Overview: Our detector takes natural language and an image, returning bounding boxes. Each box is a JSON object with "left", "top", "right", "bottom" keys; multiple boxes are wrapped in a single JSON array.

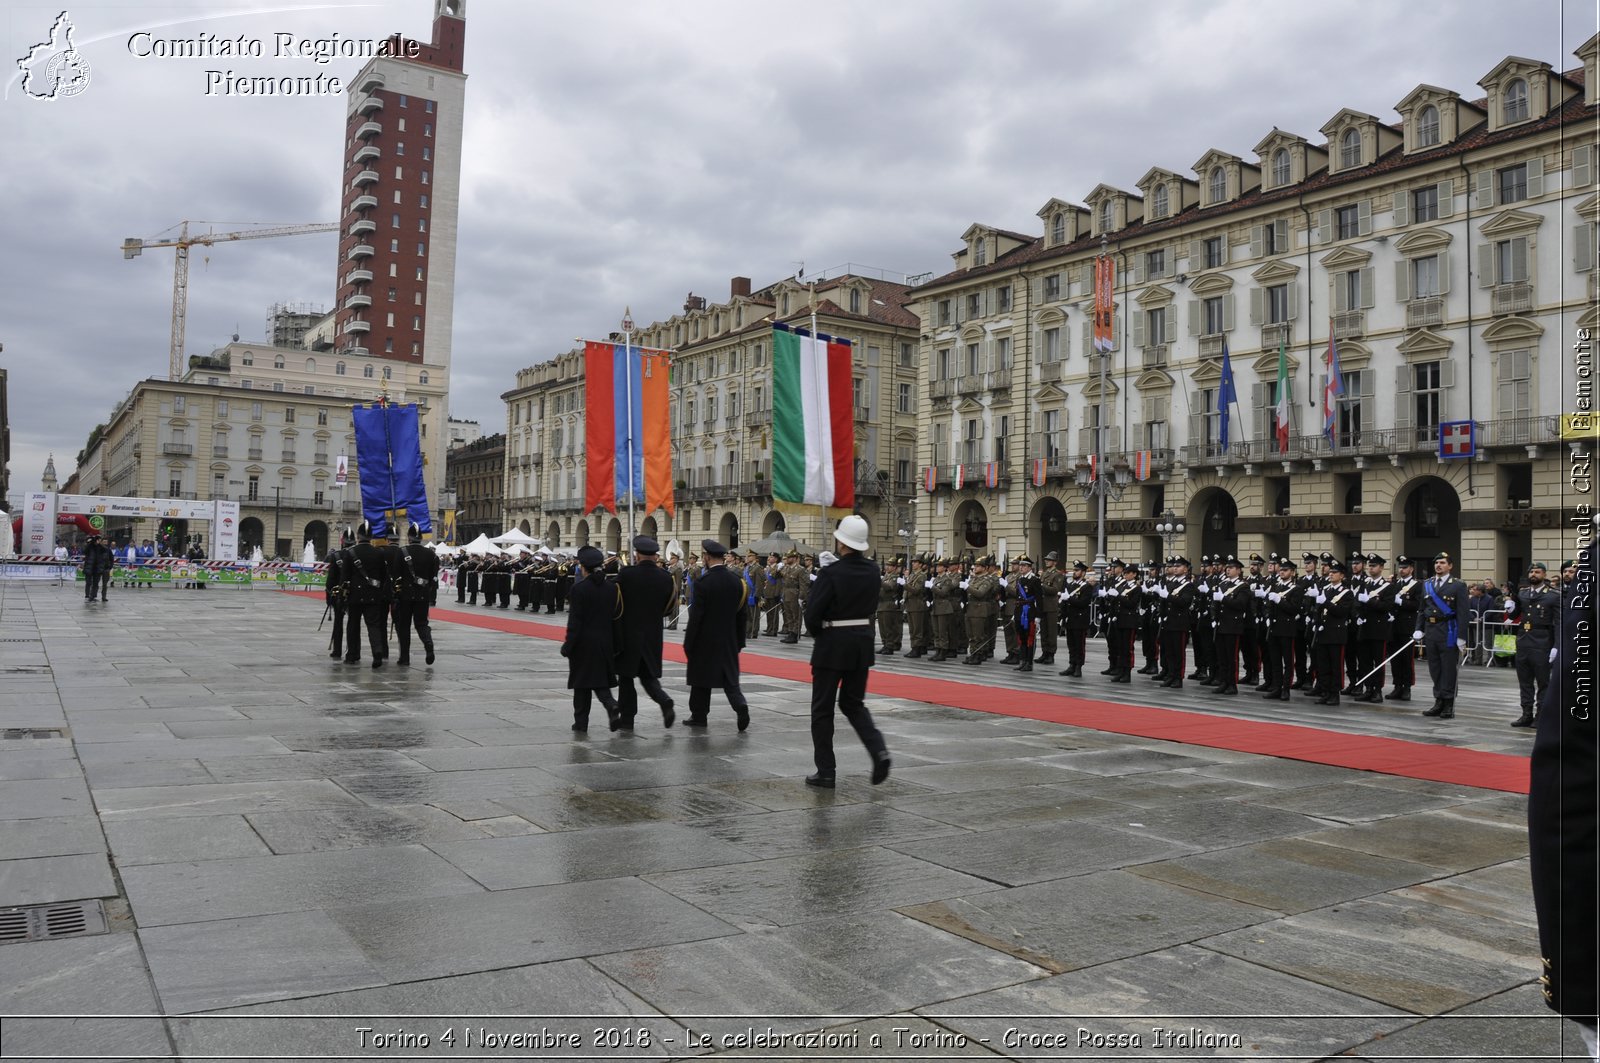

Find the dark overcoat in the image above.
[
  {"left": 615, "top": 560, "right": 673, "bottom": 679},
  {"left": 805, "top": 552, "right": 878, "bottom": 673},
  {"left": 684, "top": 563, "right": 745, "bottom": 687},
  {"left": 562, "top": 572, "right": 619, "bottom": 690}
]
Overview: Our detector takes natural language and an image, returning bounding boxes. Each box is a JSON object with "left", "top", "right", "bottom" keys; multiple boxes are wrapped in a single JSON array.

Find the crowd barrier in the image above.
[{"left": 0, "top": 558, "right": 328, "bottom": 589}]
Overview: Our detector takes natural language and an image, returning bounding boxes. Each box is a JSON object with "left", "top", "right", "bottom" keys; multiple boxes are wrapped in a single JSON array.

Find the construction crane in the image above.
[{"left": 122, "top": 220, "right": 338, "bottom": 381}]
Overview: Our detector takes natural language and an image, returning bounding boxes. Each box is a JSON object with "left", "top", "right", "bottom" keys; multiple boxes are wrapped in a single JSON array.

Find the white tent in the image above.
[
  {"left": 460, "top": 533, "right": 504, "bottom": 557},
  {"left": 492, "top": 528, "right": 540, "bottom": 547}
]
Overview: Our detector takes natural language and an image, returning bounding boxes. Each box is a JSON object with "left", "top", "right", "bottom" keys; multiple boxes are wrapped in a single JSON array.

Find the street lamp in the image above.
[
  {"left": 1079, "top": 233, "right": 1122, "bottom": 582},
  {"left": 272, "top": 485, "right": 282, "bottom": 560},
  {"left": 1156, "top": 508, "right": 1185, "bottom": 558}
]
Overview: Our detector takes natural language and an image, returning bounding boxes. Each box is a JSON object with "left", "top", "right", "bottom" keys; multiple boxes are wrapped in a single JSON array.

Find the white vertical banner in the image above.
[
  {"left": 335, "top": 455, "right": 349, "bottom": 486},
  {"left": 21, "top": 492, "right": 57, "bottom": 556},
  {"left": 212, "top": 499, "right": 241, "bottom": 561}
]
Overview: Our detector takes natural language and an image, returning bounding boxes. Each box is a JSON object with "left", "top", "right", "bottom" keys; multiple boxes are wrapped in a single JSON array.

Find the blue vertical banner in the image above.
[{"left": 351, "top": 402, "right": 431, "bottom": 538}]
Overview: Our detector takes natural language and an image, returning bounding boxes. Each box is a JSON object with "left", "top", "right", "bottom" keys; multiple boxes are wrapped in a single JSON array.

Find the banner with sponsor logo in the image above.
[
  {"left": 212, "top": 499, "right": 240, "bottom": 561},
  {"left": 0, "top": 562, "right": 76, "bottom": 581},
  {"left": 20, "top": 493, "right": 58, "bottom": 556}
]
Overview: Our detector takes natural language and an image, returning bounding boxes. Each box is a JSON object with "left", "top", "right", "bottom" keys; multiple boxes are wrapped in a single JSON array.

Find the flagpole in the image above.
[
  {"left": 809, "top": 280, "right": 829, "bottom": 548},
  {"left": 622, "top": 307, "right": 636, "bottom": 561}
]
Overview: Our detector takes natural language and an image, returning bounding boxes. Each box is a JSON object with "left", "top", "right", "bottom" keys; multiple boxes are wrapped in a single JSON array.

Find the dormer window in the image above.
[
  {"left": 974, "top": 238, "right": 987, "bottom": 266},
  {"left": 1504, "top": 78, "right": 1529, "bottom": 123},
  {"left": 1339, "top": 128, "right": 1361, "bottom": 170},
  {"left": 1271, "top": 149, "right": 1291, "bottom": 187},
  {"left": 1208, "top": 168, "right": 1225, "bottom": 204},
  {"left": 1051, "top": 213, "right": 1065, "bottom": 244},
  {"left": 1417, "top": 105, "right": 1440, "bottom": 147},
  {"left": 849, "top": 289, "right": 861, "bottom": 314},
  {"left": 1099, "top": 201, "right": 1113, "bottom": 232},
  {"left": 1151, "top": 185, "right": 1169, "bottom": 220}
]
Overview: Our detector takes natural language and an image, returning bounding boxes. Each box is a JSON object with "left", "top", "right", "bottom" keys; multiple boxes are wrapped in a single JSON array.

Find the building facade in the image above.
[
  {"left": 74, "top": 376, "right": 369, "bottom": 558},
  {"left": 501, "top": 274, "right": 922, "bottom": 556},
  {"left": 446, "top": 431, "right": 504, "bottom": 544},
  {"left": 907, "top": 44, "right": 1600, "bottom": 586},
  {"left": 332, "top": 0, "right": 467, "bottom": 512}
]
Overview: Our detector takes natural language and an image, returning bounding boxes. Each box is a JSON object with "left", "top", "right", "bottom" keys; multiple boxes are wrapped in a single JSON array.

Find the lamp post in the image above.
[
  {"left": 1156, "top": 508, "right": 1185, "bottom": 559},
  {"left": 272, "top": 485, "right": 282, "bottom": 560},
  {"left": 1079, "top": 233, "right": 1120, "bottom": 582}
]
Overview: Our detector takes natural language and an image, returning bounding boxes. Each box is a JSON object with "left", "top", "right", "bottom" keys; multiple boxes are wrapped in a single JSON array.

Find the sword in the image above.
[
  {"left": 319, "top": 601, "right": 331, "bottom": 631},
  {"left": 1355, "top": 638, "right": 1417, "bottom": 687}
]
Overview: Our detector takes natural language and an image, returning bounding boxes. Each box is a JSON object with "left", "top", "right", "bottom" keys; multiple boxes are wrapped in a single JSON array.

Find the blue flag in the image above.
[
  {"left": 351, "top": 402, "right": 431, "bottom": 538},
  {"left": 1217, "top": 337, "right": 1237, "bottom": 450}
]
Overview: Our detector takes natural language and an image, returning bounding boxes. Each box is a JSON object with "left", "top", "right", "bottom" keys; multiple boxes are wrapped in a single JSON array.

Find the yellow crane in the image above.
[{"left": 122, "top": 220, "right": 338, "bottom": 381}]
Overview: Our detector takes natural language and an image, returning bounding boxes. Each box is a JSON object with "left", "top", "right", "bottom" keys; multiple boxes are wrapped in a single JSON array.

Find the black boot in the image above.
[
  {"left": 1389, "top": 687, "right": 1410, "bottom": 701},
  {"left": 1423, "top": 700, "right": 1446, "bottom": 717},
  {"left": 1437, "top": 698, "right": 1455, "bottom": 720},
  {"left": 1017, "top": 658, "right": 1033, "bottom": 672},
  {"left": 1510, "top": 709, "right": 1535, "bottom": 728},
  {"left": 1037, "top": 654, "right": 1054, "bottom": 665}
]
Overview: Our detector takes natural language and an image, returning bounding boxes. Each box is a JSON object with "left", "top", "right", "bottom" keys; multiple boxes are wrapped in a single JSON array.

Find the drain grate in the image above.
[
  {"left": 0, "top": 900, "right": 108, "bottom": 945},
  {"left": 3, "top": 728, "right": 66, "bottom": 740}
]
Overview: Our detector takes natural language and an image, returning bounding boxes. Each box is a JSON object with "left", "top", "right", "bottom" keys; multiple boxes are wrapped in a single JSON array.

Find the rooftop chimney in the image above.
[{"left": 730, "top": 276, "right": 751, "bottom": 299}]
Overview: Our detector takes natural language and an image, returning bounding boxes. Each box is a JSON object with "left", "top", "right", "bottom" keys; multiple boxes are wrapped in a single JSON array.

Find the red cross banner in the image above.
[{"left": 1439, "top": 420, "right": 1475, "bottom": 460}]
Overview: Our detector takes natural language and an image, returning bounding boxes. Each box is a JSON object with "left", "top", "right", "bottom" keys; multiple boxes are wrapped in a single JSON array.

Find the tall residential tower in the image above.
[{"left": 333, "top": 0, "right": 467, "bottom": 514}]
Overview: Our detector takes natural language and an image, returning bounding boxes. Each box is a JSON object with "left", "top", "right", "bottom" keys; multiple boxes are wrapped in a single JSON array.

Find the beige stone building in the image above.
[
  {"left": 502, "top": 275, "right": 922, "bottom": 556},
  {"left": 907, "top": 43, "right": 1600, "bottom": 585}
]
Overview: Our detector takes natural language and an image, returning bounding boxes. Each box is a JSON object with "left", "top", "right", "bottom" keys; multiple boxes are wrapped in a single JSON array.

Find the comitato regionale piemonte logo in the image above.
[{"left": 16, "top": 10, "right": 91, "bottom": 100}]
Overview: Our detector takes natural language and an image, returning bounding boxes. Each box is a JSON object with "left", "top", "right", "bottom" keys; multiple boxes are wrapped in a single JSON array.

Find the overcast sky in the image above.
[{"left": 2, "top": 0, "right": 1595, "bottom": 505}]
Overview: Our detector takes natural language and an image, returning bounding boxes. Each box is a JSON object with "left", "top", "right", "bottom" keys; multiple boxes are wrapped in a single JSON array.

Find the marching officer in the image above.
[
  {"left": 562, "top": 545, "right": 622, "bottom": 733},
  {"left": 903, "top": 554, "right": 932, "bottom": 658},
  {"left": 684, "top": 539, "right": 751, "bottom": 730},
  {"left": 1037, "top": 552, "right": 1066, "bottom": 666},
  {"left": 1310, "top": 558, "right": 1358, "bottom": 706},
  {"left": 1418, "top": 551, "right": 1469, "bottom": 720},
  {"left": 876, "top": 554, "right": 905, "bottom": 655},
  {"left": 614, "top": 535, "right": 677, "bottom": 731},
  {"left": 1057, "top": 561, "right": 1094, "bottom": 678},
  {"left": 324, "top": 541, "right": 349, "bottom": 660},
  {"left": 392, "top": 522, "right": 439, "bottom": 667},
  {"left": 1389, "top": 555, "right": 1422, "bottom": 701},
  {"left": 343, "top": 521, "right": 398, "bottom": 668},
  {"left": 1504, "top": 561, "right": 1561, "bottom": 728}
]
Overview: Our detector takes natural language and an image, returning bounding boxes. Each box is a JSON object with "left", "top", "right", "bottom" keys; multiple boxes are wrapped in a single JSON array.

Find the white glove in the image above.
[
  {"left": 959, "top": 580, "right": 969, "bottom": 590},
  {"left": 1412, "top": 629, "right": 1423, "bottom": 642},
  {"left": 809, "top": 573, "right": 817, "bottom": 582},
  {"left": 1106, "top": 589, "right": 1119, "bottom": 598},
  {"left": 1097, "top": 588, "right": 1107, "bottom": 597},
  {"left": 1058, "top": 590, "right": 1068, "bottom": 602},
  {"left": 999, "top": 577, "right": 1008, "bottom": 588},
  {"left": 1550, "top": 648, "right": 1559, "bottom": 663},
  {"left": 1198, "top": 582, "right": 1209, "bottom": 593},
  {"left": 1394, "top": 594, "right": 1404, "bottom": 605},
  {"left": 1358, "top": 592, "right": 1369, "bottom": 603},
  {"left": 1314, "top": 592, "right": 1325, "bottom": 603},
  {"left": 1268, "top": 592, "right": 1281, "bottom": 603},
  {"left": 1503, "top": 598, "right": 1515, "bottom": 613},
  {"left": 1212, "top": 590, "right": 1223, "bottom": 601},
  {"left": 1254, "top": 587, "right": 1266, "bottom": 597},
  {"left": 895, "top": 577, "right": 905, "bottom": 586},
  {"left": 1456, "top": 639, "right": 1467, "bottom": 650}
]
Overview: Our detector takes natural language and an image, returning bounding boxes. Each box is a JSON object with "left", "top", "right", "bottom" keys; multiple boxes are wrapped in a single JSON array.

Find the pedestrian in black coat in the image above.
[
  {"left": 1528, "top": 539, "right": 1597, "bottom": 1052},
  {"left": 561, "top": 545, "right": 621, "bottom": 733},
  {"left": 324, "top": 546, "right": 348, "bottom": 659},
  {"left": 82, "top": 535, "right": 114, "bottom": 602},
  {"left": 392, "top": 527, "right": 439, "bottom": 667},
  {"left": 802, "top": 516, "right": 891, "bottom": 788},
  {"left": 614, "top": 535, "right": 676, "bottom": 730},
  {"left": 682, "top": 539, "right": 749, "bottom": 730}
]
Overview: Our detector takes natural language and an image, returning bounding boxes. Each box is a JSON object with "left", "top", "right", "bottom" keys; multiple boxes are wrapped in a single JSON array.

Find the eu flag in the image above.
[{"left": 1218, "top": 338, "right": 1237, "bottom": 450}]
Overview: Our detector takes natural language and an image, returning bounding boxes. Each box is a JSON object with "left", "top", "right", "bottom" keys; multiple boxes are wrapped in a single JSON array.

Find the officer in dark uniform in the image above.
[
  {"left": 1210, "top": 555, "right": 1251, "bottom": 696},
  {"left": 562, "top": 545, "right": 621, "bottom": 733},
  {"left": 1419, "top": 550, "right": 1469, "bottom": 720},
  {"left": 392, "top": 523, "right": 439, "bottom": 667},
  {"left": 1311, "top": 558, "right": 1358, "bottom": 706},
  {"left": 1011, "top": 556, "right": 1042, "bottom": 673},
  {"left": 1293, "top": 551, "right": 1320, "bottom": 688},
  {"left": 1353, "top": 553, "right": 1392, "bottom": 703},
  {"left": 614, "top": 535, "right": 676, "bottom": 731},
  {"left": 683, "top": 539, "right": 751, "bottom": 730},
  {"left": 1057, "top": 561, "right": 1094, "bottom": 677},
  {"left": 1155, "top": 556, "right": 1198, "bottom": 687},
  {"left": 1505, "top": 561, "right": 1561, "bottom": 728},
  {"left": 803, "top": 516, "right": 891, "bottom": 788},
  {"left": 324, "top": 541, "right": 349, "bottom": 660},
  {"left": 1261, "top": 556, "right": 1302, "bottom": 701},
  {"left": 1527, "top": 539, "right": 1596, "bottom": 1051},
  {"left": 343, "top": 521, "right": 398, "bottom": 668},
  {"left": 1389, "top": 555, "right": 1422, "bottom": 701}
]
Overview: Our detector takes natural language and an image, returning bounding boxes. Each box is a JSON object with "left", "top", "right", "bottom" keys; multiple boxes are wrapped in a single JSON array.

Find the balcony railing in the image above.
[
  {"left": 1078, "top": 426, "right": 1122, "bottom": 455},
  {"left": 1478, "top": 415, "right": 1562, "bottom": 448},
  {"left": 1038, "top": 361, "right": 1063, "bottom": 382},
  {"left": 281, "top": 451, "right": 296, "bottom": 463},
  {"left": 161, "top": 443, "right": 192, "bottom": 457},
  {"left": 959, "top": 462, "right": 1009, "bottom": 488},
  {"left": 314, "top": 453, "right": 329, "bottom": 464},
  {"left": 1258, "top": 323, "right": 1291, "bottom": 351},
  {"left": 956, "top": 375, "right": 983, "bottom": 396},
  {"left": 1491, "top": 282, "right": 1533, "bottom": 316},
  {"left": 1141, "top": 345, "right": 1169, "bottom": 369},
  {"left": 528, "top": 450, "right": 543, "bottom": 464},
  {"left": 928, "top": 379, "right": 955, "bottom": 400},
  {"left": 1198, "top": 334, "right": 1226, "bottom": 359},
  {"left": 743, "top": 408, "right": 771, "bottom": 428},
  {"left": 516, "top": 455, "right": 532, "bottom": 468},
  {"left": 1332, "top": 310, "right": 1366, "bottom": 339},
  {"left": 1405, "top": 297, "right": 1444, "bottom": 329},
  {"left": 356, "top": 94, "right": 382, "bottom": 115},
  {"left": 740, "top": 481, "right": 772, "bottom": 500},
  {"left": 212, "top": 447, "right": 229, "bottom": 458},
  {"left": 854, "top": 405, "right": 871, "bottom": 422},
  {"left": 247, "top": 449, "right": 263, "bottom": 461},
  {"left": 356, "top": 121, "right": 382, "bottom": 140}
]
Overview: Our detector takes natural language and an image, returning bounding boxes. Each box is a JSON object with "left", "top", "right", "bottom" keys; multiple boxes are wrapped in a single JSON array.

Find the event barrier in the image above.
[{"left": 0, "top": 559, "right": 327, "bottom": 589}]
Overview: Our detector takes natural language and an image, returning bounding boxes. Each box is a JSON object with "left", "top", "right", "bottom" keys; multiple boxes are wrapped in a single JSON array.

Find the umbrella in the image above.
[{"left": 747, "top": 531, "right": 816, "bottom": 557}]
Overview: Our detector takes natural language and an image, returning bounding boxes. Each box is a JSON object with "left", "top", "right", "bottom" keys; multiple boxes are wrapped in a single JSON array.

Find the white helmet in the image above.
[{"left": 834, "top": 514, "right": 870, "bottom": 552}]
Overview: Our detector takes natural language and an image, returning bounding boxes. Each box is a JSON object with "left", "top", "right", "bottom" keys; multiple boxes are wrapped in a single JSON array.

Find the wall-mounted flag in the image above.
[
  {"left": 953, "top": 463, "right": 965, "bottom": 490},
  {"left": 924, "top": 466, "right": 938, "bottom": 493},
  {"left": 1133, "top": 450, "right": 1151, "bottom": 481},
  {"left": 984, "top": 462, "right": 999, "bottom": 489},
  {"left": 1439, "top": 420, "right": 1476, "bottom": 459},
  {"left": 1031, "top": 458, "right": 1046, "bottom": 487}
]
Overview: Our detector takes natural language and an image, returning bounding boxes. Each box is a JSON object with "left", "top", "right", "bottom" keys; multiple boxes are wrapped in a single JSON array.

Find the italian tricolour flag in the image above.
[{"left": 772, "top": 326, "right": 854, "bottom": 507}]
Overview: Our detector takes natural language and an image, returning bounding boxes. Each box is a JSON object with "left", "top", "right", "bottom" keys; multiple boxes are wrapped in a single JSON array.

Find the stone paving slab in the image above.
[
  {"left": 1296, "top": 809, "right": 1533, "bottom": 872},
  {"left": 429, "top": 821, "right": 760, "bottom": 889},
  {"left": 889, "top": 820, "right": 1201, "bottom": 886},
  {"left": 0, "top": 933, "right": 170, "bottom": 1060},
  {"left": 245, "top": 804, "right": 505, "bottom": 854},
  {"left": 0, "top": 775, "right": 94, "bottom": 819},
  {"left": 95, "top": 778, "right": 367, "bottom": 818},
  {"left": 140, "top": 909, "right": 387, "bottom": 1014},
  {"left": 900, "top": 871, "right": 1276, "bottom": 974},
  {"left": 0, "top": 814, "right": 106, "bottom": 861},
  {"left": 0, "top": 851, "right": 117, "bottom": 906},
  {"left": 104, "top": 814, "right": 274, "bottom": 866},
  {"left": 120, "top": 843, "right": 486, "bottom": 927}
]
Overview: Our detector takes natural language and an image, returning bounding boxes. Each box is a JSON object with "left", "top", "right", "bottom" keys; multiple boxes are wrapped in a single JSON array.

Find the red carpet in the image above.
[{"left": 358, "top": 599, "right": 1532, "bottom": 795}]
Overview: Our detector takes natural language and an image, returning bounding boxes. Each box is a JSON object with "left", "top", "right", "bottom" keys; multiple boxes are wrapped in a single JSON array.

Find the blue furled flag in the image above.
[
  {"left": 351, "top": 402, "right": 431, "bottom": 537},
  {"left": 1322, "top": 325, "right": 1345, "bottom": 447},
  {"left": 1217, "top": 337, "right": 1237, "bottom": 450}
]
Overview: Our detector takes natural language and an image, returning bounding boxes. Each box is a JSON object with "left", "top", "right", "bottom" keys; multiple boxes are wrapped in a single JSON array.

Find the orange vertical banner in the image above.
[{"left": 640, "top": 349, "right": 674, "bottom": 516}]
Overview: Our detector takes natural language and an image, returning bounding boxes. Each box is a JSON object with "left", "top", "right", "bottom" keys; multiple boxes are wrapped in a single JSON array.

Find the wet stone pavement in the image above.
[{"left": 0, "top": 580, "right": 1587, "bottom": 1061}]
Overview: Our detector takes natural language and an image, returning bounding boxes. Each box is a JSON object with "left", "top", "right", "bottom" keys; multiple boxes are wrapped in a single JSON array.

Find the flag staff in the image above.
[
  {"left": 622, "top": 307, "right": 637, "bottom": 560},
  {"left": 807, "top": 278, "right": 829, "bottom": 545}
]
